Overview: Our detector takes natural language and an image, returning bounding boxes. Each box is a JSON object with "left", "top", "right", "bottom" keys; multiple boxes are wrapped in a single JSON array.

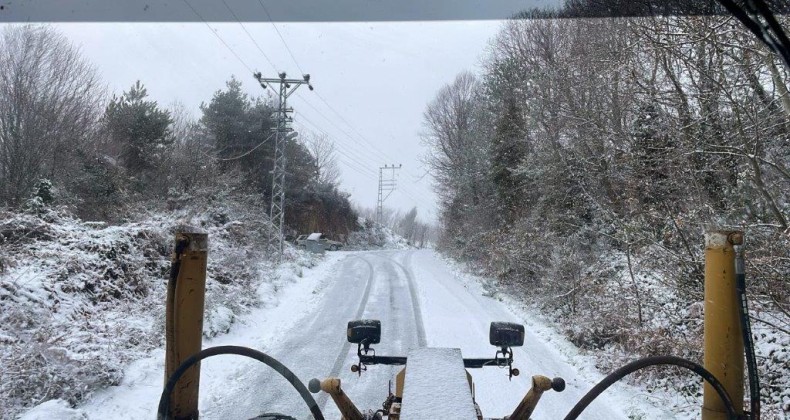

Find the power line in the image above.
[
  {"left": 297, "top": 106, "right": 436, "bottom": 212},
  {"left": 214, "top": 132, "right": 275, "bottom": 161},
  {"left": 337, "top": 157, "right": 380, "bottom": 178},
  {"left": 290, "top": 96, "right": 434, "bottom": 210},
  {"left": 208, "top": 12, "right": 367, "bottom": 169},
  {"left": 390, "top": 186, "right": 436, "bottom": 216},
  {"left": 291, "top": 96, "right": 389, "bottom": 170},
  {"left": 252, "top": 0, "right": 392, "bottom": 169},
  {"left": 311, "top": 90, "right": 430, "bottom": 182},
  {"left": 256, "top": 0, "right": 305, "bottom": 75},
  {"left": 296, "top": 107, "right": 436, "bottom": 214},
  {"left": 311, "top": 91, "right": 395, "bottom": 164},
  {"left": 299, "top": 110, "right": 436, "bottom": 215},
  {"left": 293, "top": 113, "right": 434, "bottom": 212},
  {"left": 241, "top": 8, "right": 415, "bottom": 174},
  {"left": 309, "top": 90, "right": 436, "bottom": 206},
  {"left": 294, "top": 118, "right": 434, "bottom": 212},
  {"left": 181, "top": 0, "right": 254, "bottom": 74},
  {"left": 220, "top": 0, "right": 278, "bottom": 72},
  {"left": 293, "top": 115, "right": 379, "bottom": 176},
  {"left": 250, "top": 1, "right": 385, "bottom": 170},
  {"left": 289, "top": 106, "right": 374, "bottom": 164},
  {"left": 199, "top": 1, "right": 436, "bottom": 215},
  {"left": 250, "top": 2, "right": 433, "bottom": 208},
  {"left": 178, "top": 3, "right": 439, "bottom": 218}
]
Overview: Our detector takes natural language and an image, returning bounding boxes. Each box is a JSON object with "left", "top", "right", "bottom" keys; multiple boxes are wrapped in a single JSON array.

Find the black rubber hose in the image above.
[
  {"left": 736, "top": 250, "right": 761, "bottom": 419},
  {"left": 156, "top": 345, "right": 324, "bottom": 420},
  {"left": 751, "top": 0, "right": 790, "bottom": 52},
  {"left": 718, "top": 0, "right": 790, "bottom": 68},
  {"left": 750, "top": 0, "right": 790, "bottom": 68},
  {"left": 563, "top": 355, "right": 738, "bottom": 420},
  {"left": 717, "top": 1, "right": 782, "bottom": 57}
]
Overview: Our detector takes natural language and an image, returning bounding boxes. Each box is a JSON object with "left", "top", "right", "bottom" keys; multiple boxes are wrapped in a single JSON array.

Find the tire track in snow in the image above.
[
  {"left": 315, "top": 256, "right": 375, "bottom": 410},
  {"left": 389, "top": 251, "right": 427, "bottom": 348}
]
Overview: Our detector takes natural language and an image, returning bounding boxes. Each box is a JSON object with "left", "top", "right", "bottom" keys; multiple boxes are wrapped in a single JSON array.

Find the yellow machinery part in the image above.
[
  {"left": 165, "top": 230, "right": 208, "bottom": 420},
  {"left": 702, "top": 231, "right": 744, "bottom": 420}
]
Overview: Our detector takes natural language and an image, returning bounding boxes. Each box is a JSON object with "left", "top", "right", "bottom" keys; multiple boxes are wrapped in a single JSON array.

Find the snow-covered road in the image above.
[{"left": 34, "top": 249, "right": 667, "bottom": 419}]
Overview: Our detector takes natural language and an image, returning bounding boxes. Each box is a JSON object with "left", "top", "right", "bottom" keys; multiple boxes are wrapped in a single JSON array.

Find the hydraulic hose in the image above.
[
  {"left": 157, "top": 345, "right": 325, "bottom": 420},
  {"left": 735, "top": 245, "right": 760, "bottom": 419},
  {"left": 563, "top": 355, "right": 738, "bottom": 420}
]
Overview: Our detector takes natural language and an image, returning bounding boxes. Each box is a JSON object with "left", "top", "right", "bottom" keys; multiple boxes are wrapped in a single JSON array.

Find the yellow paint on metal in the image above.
[
  {"left": 509, "top": 375, "right": 554, "bottom": 420},
  {"left": 702, "top": 230, "right": 744, "bottom": 420},
  {"left": 395, "top": 367, "right": 405, "bottom": 397},
  {"left": 165, "top": 230, "right": 208, "bottom": 420},
  {"left": 318, "top": 378, "right": 364, "bottom": 420},
  {"left": 384, "top": 368, "right": 406, "bottom": 419}
]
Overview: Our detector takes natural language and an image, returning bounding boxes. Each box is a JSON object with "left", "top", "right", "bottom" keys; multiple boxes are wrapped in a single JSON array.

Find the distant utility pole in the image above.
[
  {"left": 377, "top": 164, "right": 402, "bottom": 225},
  {"left": 253, "top": 71, "right": 313, "bottom": 256}
]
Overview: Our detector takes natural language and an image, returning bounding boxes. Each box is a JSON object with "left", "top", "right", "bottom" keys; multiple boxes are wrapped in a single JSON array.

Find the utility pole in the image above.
[
  {"left": 376, "top": 164, "right": 401, "bottom": 225},
  {"left": 253, "top": 72, "right": 313, "bottom": 256}
]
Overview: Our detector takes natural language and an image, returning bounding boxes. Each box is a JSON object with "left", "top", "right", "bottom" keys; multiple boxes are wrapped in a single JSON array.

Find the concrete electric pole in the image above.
[
  {"left": 253, "top": 72, "right": 313, "bottom": 256},
  {"left": 376, "top": 164, "right": 402, "bottom": 225}
]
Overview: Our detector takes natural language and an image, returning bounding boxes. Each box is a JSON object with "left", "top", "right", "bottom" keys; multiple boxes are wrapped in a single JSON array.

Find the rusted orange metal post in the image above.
[
  {"left": 165, "top": 229, "right": 208, "bottom": 420},
  {"left": 702, "top": 230, "right": 744, "bottom": 420}
]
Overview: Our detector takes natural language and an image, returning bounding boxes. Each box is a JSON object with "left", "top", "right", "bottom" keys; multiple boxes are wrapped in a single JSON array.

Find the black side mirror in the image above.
[
  {"left": 489, "top": 322, "right": 525, "bottom": 347},
  {"left": 347, "top": 319, "right": 381, "bottom": 347}
]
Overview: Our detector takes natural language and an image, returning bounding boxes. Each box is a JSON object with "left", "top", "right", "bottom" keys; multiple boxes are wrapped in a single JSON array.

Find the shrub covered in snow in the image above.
[
  {"left": 0, "top": 193, "right": 304, "bottom": 417},
  {"left": 445, "top": 227, "right": 789, "bottom": 417},
  {"left": 345, "top": 217, "right": 413, "bottom": 250}
]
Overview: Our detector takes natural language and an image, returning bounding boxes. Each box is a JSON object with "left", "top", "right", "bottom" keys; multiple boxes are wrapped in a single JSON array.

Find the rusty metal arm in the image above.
[
  {"left": 506, "top": 375, "right": 565, "bottom": 420},
  {"left": 309, "top": 378, "right": 364, "bottom": 420}
]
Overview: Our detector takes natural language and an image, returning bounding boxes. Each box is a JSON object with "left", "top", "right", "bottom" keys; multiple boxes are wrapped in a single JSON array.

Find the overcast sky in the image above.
[{"left": 48, "top": 21, "right": 504, "bottom": 223}]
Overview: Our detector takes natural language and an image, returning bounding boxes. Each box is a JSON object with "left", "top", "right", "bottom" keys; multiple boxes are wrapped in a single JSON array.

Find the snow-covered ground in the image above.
[{"left": 21, "top": 249, "right": 675, "bottom": 419}]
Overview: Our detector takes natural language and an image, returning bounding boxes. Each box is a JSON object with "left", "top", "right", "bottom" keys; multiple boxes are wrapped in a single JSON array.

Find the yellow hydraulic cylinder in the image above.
[
  {"left": 508, "top": 375, "right": 558, "bottom": 420},
  {"left": 315, "top": 378, "right": 364, "bottom": 420},
  {"left": 165, "top": 229, "right": 208, "bottom": 420},
  {"left": 702, "top": 230, "right": 744, "bottom": 420}
]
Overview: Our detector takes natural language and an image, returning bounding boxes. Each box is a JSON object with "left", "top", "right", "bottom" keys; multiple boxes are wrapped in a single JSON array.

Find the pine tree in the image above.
[
  {"left": 104, "top": 81, "right": 173, "bottom": 178},
  {"left": 490, "top": 96, "right": 528, "bottom": 223},
  {"left": 200, "top": 77, "right": 276, "bottom": 189}
]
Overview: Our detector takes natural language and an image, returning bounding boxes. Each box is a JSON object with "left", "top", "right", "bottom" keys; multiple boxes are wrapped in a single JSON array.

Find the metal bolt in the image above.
[{"left": 727, "top": 231, "right": 744, "bottom": 246}]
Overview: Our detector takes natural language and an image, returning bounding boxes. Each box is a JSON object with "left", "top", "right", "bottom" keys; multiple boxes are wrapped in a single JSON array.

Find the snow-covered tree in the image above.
[
  {"left": 103, "top": 81, "right": 173, "bottom": 183},
  {"left": 0, "top": 25, "right": 103, "bottom": 207}
]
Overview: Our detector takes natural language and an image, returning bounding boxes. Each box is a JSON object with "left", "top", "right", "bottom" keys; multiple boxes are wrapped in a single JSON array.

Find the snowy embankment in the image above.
[
  {"left": 7, "top": 207, "right": 785, "bottom": 419},
  {"left": 19, "top": 251, "right": 345, "bottom": 420},
  {"left": 439, "top": 252, "right": 789, "bottom": 419},
  {"left": 0, "top": 203, "right": 323, "bottom": 419}
]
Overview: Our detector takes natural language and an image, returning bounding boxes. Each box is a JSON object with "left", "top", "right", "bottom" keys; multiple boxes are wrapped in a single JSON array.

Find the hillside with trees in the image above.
[
  {"left": 0, "top": 25, "right": 357, "bottom": 237},
  {"left": 423, "top": 8, "right": 789, "bottom": 416},
  {"left": 0, "top": 24, "right": 359, "bottom": 417}
]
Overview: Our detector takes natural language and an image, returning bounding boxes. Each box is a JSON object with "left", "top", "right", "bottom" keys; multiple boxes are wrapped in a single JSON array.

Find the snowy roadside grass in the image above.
[
  {"left": 437, "top": 252, "right": 789, "bottom": 419},
  {"left": 1, "top": 208, "right": 168, "bottom": 418},
  {"left": 0, "top": 201, "right": 326, "bottom": 419},
  {"left": 16, "top": 249, "right": 339, "bottom": 420}
]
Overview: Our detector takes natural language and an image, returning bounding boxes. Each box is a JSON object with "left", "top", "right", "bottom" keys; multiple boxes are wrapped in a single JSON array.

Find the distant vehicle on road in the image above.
[
  {"left": 294, "top": 234, "right": 309, "bottom": 248},
  {"left": 296, "top": 233, "right": 344, "bottom": 251}
]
